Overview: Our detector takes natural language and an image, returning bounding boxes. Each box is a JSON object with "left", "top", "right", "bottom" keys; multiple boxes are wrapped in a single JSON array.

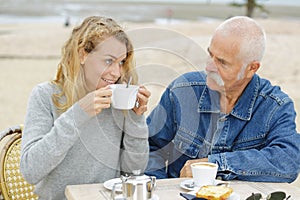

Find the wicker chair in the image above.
[{"left": 0, "top": 125, "right": 38, "bottom": 200}]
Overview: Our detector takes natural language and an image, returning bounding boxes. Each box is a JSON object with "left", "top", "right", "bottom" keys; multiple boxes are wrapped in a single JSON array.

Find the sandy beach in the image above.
[{"left": 1, "top": 18, "right": 300, "bottom": 130}]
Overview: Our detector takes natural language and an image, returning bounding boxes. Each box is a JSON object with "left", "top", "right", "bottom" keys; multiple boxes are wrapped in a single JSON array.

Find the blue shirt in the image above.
[{"left": 145, "top": 71, "right": 300, "bottom": 182}]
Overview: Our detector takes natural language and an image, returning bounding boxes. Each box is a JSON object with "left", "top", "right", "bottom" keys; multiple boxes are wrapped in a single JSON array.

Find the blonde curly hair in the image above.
[{"left": 51, "top": 16, "right": 137, "bottom": 113}]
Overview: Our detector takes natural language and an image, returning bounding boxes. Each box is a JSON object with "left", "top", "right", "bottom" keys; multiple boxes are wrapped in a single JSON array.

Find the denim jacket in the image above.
[{"left": 145, "top": 71, "right": 300, "bottom": 182}]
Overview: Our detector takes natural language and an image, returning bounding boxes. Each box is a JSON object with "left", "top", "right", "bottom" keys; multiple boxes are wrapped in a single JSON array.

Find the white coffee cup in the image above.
[
  {"left": 191, "top": 162, "right": 218, "bottom": 187},
  {"left": 110, "top": 84, "right": 139, "bottom": 110}
]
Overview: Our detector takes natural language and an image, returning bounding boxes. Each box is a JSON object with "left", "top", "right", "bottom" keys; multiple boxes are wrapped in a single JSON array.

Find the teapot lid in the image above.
[
  {"left": 132, "top": 169, "right": 141, "bottom": 176},
  {"left": 121, "top": 170, "right": 151, "bottom": 183},
  {"left": 126, "top": 174, "right": 151, "bottom": 183}
]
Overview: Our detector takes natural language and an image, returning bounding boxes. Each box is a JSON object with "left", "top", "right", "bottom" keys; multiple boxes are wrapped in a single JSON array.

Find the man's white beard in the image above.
[{"left": 206, "top": 71, "right": 224, "bottom": 86}]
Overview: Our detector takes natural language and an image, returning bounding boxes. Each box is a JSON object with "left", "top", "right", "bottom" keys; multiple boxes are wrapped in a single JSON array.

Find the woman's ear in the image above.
[{"left": 79, "top": 48, "right": 87, "bottom": 65}]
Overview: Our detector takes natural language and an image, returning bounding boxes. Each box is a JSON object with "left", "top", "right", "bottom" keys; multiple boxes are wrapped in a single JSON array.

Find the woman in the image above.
[{"left": 20, "top": 16, "right": 150, "bottom": 200}]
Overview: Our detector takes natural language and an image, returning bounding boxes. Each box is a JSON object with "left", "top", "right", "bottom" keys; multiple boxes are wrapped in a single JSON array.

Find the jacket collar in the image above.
[{"left": 198, "top": 74, "right": 259, "bottom": 121}]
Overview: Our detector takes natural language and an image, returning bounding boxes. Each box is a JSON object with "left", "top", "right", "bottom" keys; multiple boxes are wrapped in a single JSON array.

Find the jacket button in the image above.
[{"left": 219, "top": 117, "right": 227, "bottom": 122}]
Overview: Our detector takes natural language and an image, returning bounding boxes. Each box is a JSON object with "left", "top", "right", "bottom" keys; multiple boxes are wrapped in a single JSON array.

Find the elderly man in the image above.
[{"left": 145, "top": 16, "right": 300, "bottom": 182}]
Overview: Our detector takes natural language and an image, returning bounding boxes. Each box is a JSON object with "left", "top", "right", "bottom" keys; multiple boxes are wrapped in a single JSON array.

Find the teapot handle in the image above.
[
  {"left": 111, "top": 182, "right": 122, "bottom": 200},
  {"left": 150, "top": 176, "right": 156, "bottom": 191}
]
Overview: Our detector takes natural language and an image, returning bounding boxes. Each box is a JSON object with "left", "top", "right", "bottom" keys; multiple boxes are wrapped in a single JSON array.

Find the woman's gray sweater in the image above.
[{"left": 20, "top": 82, "right": 149, "bottom": 200}]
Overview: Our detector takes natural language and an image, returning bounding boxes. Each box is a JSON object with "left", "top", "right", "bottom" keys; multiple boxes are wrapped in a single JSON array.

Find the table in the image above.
[{"left": 65, "top": 178, "right": 300, "bottom": 200}]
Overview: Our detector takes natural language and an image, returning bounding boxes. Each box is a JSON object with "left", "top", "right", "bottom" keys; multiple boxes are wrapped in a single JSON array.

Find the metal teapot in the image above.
[{"left": 111, "top": 171, "right": 156, "bottom": 200}]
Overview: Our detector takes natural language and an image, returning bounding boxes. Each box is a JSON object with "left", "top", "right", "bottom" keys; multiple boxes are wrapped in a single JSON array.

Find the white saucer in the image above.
[
  {"left": 180, "top": 179, "right": 224, "bottom": 191},
  {"left": 180, "top": 179, "right": 200, "bottom": 191},
  {"left": 103, "top": 178, "right": 122, "bottom": 192}
]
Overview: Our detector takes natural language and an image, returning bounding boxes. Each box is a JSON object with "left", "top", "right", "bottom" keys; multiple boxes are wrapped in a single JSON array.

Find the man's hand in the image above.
[{"left": 180, "top": 158, "right": 208, "bottom": 178}]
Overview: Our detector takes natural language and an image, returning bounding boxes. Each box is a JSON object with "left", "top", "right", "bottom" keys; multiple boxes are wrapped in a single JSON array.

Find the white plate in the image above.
[
  {"left": 181, "top": 179, "right": 240, "bottom": 200},
  {"left": 227, "top": 192, "right": 240, "bottom": 200},
  {"left": 103, "top": 178, "right": 122, "bottom": 192},
  {"left": 187, "top": 191, "right": 240, "bottom": 200}
]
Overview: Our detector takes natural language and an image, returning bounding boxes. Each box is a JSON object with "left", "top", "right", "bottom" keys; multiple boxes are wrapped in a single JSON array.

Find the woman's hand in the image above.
[
  {"left": 132, "top": 85, "right": 151, "bottom": 115},
  {"left": 78, "top": 85, "right": 112, "bottom": 117}
]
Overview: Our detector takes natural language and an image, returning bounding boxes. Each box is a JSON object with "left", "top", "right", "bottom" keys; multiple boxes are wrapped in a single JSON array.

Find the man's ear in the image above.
[
  {"left": 249, "top": 61, "right": 260, "bottom": 73},
  {"left": 79, "top": 48, "right": 87, "bottom": 65},
  {"left": 246, "top": 61, "right": 260, "bottom": 78}
]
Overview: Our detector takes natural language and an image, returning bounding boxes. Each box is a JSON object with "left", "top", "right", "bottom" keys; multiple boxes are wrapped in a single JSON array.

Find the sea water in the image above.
[{"left": 0, "top": 0, "right": 299, "bottom": 24}]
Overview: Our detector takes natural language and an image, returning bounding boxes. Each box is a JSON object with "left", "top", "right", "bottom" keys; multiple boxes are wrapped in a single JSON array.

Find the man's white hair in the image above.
[{"left": 215, "top": 16, "right": 266, "bottom": 66}]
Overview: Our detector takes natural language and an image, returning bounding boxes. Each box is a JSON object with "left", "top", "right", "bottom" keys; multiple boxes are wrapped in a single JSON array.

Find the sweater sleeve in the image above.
[
  {"left": 20, "top": 84, "right": 91, "bottom": 184},
  {"left": 120, "top": 110, "right": 149, "bottom": 174}
]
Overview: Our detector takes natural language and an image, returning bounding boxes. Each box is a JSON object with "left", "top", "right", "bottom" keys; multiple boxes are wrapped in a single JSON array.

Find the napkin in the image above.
[{"left": 179, "top": 193, "right": 207, "bottom": 200}]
